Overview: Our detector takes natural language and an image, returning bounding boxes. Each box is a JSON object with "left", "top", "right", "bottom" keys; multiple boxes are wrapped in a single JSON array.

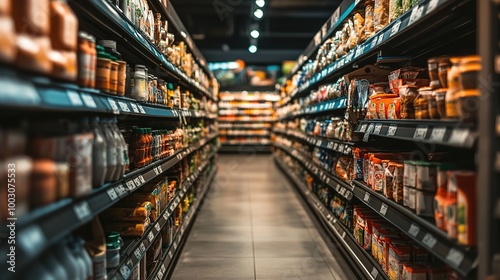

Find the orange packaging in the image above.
[
  {"left": 0, "top": 2, "right": 16, "bottom": 63},
  {"left": 387, "top": 97, "right": 401, "bottom": 119},
  {"left": 371, "top": 155, "right": 384, "bottom": 192},
  {"left": 388, "top": 241, "right": 411, "bottom": 280},
  {"left": 13, "top": 0, "right": 50, "bottom": 36},
  {"left": 50, "top": 0, "right": 78, "bottom": 51},
  {"left": 456, "top": 171, "right": 476, "bottom": 246}
]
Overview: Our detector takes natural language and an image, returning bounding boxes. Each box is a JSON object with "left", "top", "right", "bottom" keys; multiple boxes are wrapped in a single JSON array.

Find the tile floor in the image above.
[{"left": 171, "top": 154, "right": 356, "bottom": 280}]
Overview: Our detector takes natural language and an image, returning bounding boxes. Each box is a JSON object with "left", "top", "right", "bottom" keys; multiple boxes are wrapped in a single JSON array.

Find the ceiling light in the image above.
[
  {"left": 254, "top": 9, "right": 263, "bottom": 19},
  {"left": 256, "top": 0, "right": 265, "bottom": 8},
  {"left": 250, "top": 30, "right": 260, "bottom": 39},
  {"left": 249, "top": 45, "right": 257, "bottom": 53}
]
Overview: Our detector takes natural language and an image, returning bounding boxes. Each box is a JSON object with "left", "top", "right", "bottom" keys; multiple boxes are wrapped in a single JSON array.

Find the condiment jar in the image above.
[
  {"left": 96, "top": 46, "right": 111, "bottom": 92},
  {"left": 117, "top": 60, "right": 127, "bottom": 96},
  {"left": 109, "top": 56, "right": 119, "bottom": 94},
  {"left": 434, "top": 88, "right": 447, "bottom": 119},
  {"left": 445, "top": 57, "right": 462, "bottom": 118},
  {"left": 414, "top": 87, "right": 432, "bottom": 120},
  {"left": 438, "top": 58, "right": 451, "bottom": 88},
  {"left": 456, "top": 56, "right": 481, "bottom": 122},
  {"left": 457, "top": 90, "right": 479, "bottom": 122},
  {"left": 458, "top": 55, "right": 481, "bottom": 90},
  {"left": 133, "top": 65, "right": 147, "bottom": 101},
  {"left": 78, "top": 32, "right": 92, "bottom": 88},
  {"left": 30, "top": 159, "right": 58, "bottom": 208},
  {"left": 427, "top": 58, "right": 440, "bottom": 89},
  {"left": 88, "top": 34, "right": 97, "bottom": 88},
  {"left": 428, "top": 90, "right": 439, "bottom": 119},
  {"left": 399, "top": 85, "right": 417, "bottom": 119}
]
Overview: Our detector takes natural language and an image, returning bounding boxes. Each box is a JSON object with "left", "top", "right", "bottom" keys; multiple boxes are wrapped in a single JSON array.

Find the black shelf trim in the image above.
[
  {"left": 273, "top": 129, "right": 354, "bottom": 156},
  {"left": 278, "top": 97, "right": 347, "bottom": 118}
]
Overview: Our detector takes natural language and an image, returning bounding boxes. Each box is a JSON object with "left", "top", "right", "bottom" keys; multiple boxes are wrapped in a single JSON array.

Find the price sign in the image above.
[
  {"left": 334, "top": 143, "right": 339, "bottom": 150},
  {"left": 371, "top": 267, "right": 379, "bottom": 278},
  {"left": 74, "top": 201, "right": 92, "bottom": 221},
  {"left": 371, "top": 38, "right": 378, "bottom": 49},
  {"left": 18, "top": 225, "right": 45, "bottom": 255},
  {"left": 158, "top": 165, "right": 163, "bottom": 173},
  {"left": 120, "top": 265, "right": 131, "bottom": 279},
  {"left": 408, "top": 223, "right": 420, "bottom": 238},
  {"left": 363, "top": 192, "right": 371, "bottom": 203},
  {"left": 115, "top": 184, "right": 127, "bottom": 196},
  {"left": 160, "top": 264, "right": 166, "bottom": 274},
  {"left": 108, "top": 98, "right": 120, "bottom": 114},
  {"left": 168, "top": 250, "right": 173, "bottom": 258},
  {"left": 390, "top": 20, "right": 402, "bottom": 37},
  {"left": 409, "top": 5, "right": 424, "bottom": 26},
  {"left": 140, "top": 243, "right": 146, "bottom": 253},
  {"left": 81, "top": 93, "right": 97, "bottom": 108},
  {"left": 340, "top": 188, "right": 346, "bottom": 196},
  {"left": 373, "top": 123, "right": 383, "bottom": 135},
  {"left": 118, "top": 101, "right": 131, "bottom": 112},
  {"left": 134, "top": 177, "right": 142, "bottom": 187},
  {"left": 430, "top": 127, "right": 447, "bottom": 142},
  {"left": 341, "top": 231, "right": 346, "bottom": 239},
  {"left": 317, "top": 140, "right": 323, "bottom": 147},
  {"left": 107, "top": 188, "right": 118, "bottom": 201},
  {"left": 154, "top": 167, "right": 159, "bottom": 175},
  {"left": 379, "top": 203, "right": 388, "bottom": 216},
  {"left": 134, "top": 248, "right": 142, "bottom": 260},
  {"left": 359, "top": 123, "right": 368, "bottom": 133},
  {"left": 426, "top": 0, "right": 440, "bottom": 14},
  {"left": 387, "top": 124, "right": 398, "bottom": 136},
  {"left": 325, "top": 177, "right": 331, "bottom": 185},
  {"left": 355, "top": 46, "right": 364, "bottom": 58},
  {"left": 446, "top": 248, "right": 465, "bottom": 268},
  {"left": 155, "top": 223, "right": 161, "bottom": 232},
  {"left": 413, "top": 126, "right": 428, "bottom": 140},
  {"left": 130, "top": 103, "right": 140, "bottom": 113},
  {"left": 139, "top": 175, "right": 146, "bottom": 184},
  {"left": 126, "top": 180, "right": 136, "bottom": 191},
  {"left": 163, "top": 211, "right": 169, "bottom": 220},
  {"left": 68, "top": 91, "right": 83, "bottom": 106},
  {"left": 449, "top": 128, "right": 470, "bottom": 146},
  {"left": 377, "top": 33, "right": 385, "bottom": 45},
  {"left": 363, "top": 123, "right": 375, "bottom": 142},
  {"left": 422, "top": 233, "right": 437, "bottom": 249},
  {"left": 137, "top": 104, "right": 146, "bottom": 114},
  {"left": 177, "top": 153, "right": 183, "bottom": 160},
  {"left": 336, "top": 184, "right": 341, "bottom": 192}
]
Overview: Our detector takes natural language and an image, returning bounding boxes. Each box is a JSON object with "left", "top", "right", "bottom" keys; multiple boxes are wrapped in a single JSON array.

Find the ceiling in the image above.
[{"left": 171, "top": 0, "right": 342, "bottom": 65}]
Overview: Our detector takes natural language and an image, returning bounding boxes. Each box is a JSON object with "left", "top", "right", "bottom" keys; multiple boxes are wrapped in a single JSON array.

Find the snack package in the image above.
[
  {"left": 348, "top": 20, "right": 358, "bottom": 50},
  {"left": 365, "top": 0, "right": 375, "bottom": 38},
  {"left": 374, "top": 0, "right": 389, "bottom": 32},
  {"left": 389, "top": 0, "right": 403, "bottom": 22},
  {"left": 353, "top": 13, "right": 366, "bottom": 44}
]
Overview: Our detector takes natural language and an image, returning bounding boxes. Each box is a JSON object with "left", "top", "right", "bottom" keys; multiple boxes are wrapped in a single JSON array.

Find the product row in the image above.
[
  {"left": 218, "top": 109, "right": 274, "bottom": 116},
  {"left": 219, "top": 129, "right": 270, "bottom": 136},
  {"left": 219, "top": 137, "right": 271, "bottom": 145},
  {"left": 276, "top": 151, "right": 461, "bottom": 280},
  {"left": 276, "top": 115, "right": 353, "bottom": 143},
  {"left": 218, "top": 116, "right": 276, "bottom": 122},
  {"left": 274, "top": 136, "right": 476, "bottom": 246},
  {"left": 0, "top": 119, "right": 215, "bottom": 220},
  {"left": 218, "top": 101, "right": 274, "bottom": 109}
]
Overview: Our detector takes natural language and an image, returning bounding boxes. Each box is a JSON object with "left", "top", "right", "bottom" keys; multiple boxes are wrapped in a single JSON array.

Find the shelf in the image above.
[
  {"left": 350, "top": 180, "right": 477, "bottom": 277},
  {"left": 220, "top": 132, "right": 271, "bottom": 137},
  {"left": 273, "top": 129, "right": 354, "bottom": 156},
  {"left": 0, "top": 133, "right": 218, "bottom": 278},
  {"left": 145, "top": 165, "right": 217, "bottom": 280},
  {"left": 221, "top": 141, "right": 272, "bottom": 146},
  {"left": 107, "top": 154, "right": 217, "bottom": 280},
  {"left": 219, "top": 95, "right": 280, "bottom": 102},
  {"left": 0, "top": 68, "right": 215, "bottom": 119},
  {"left": 219, "top": 113, "right": 274, "bottom": 117},
  {"left": 217, "top": 119, "right": 276, "bottom": 123},
  {"left": 355, "top": 120, "right": 476, "bottom": 148},
  {"left": 219, "top": 124, "right": 271, "bottom": 129},
  {"left": 274, "top": 157, "right": 388, "bottom": 280},
  {"left": 273, "top": 143, "right": 354, "bottom": 201},
  {"left": 278, "top": 97, "right": 347, "bottom": 119},
  {"left": 219, "top": 104, "right": 273, "bottom": 109},
  {"left": 284, "top": 0, "right": 469, "bottom": 106},
  {"left": 69, "top": 0, "right": 215, "bottom": 102}
]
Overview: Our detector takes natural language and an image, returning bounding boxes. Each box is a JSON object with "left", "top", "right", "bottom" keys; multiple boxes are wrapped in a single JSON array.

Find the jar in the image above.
[
  {"left": 427, "top": 58, "right": 440, "bottom": 89},
  {"left": 133, "top": 65, "right": 147, "bottom": 101},
  {"left": 0, "top": 1, "right": 16, "bottom": 63},
  {"left": 438, "top": 58, "right": 451, "bottom": 88},
  {"left": 88, "top": 35, "right": 97, "bottom": 88},
  {"left": 429, "top": 91, "right": 439, "bottom": 119},
  {"left": 458, "top": 55, "right": 481, "bottom": 90},
  {"left": 457, "top": 90, "right": 479, "bottom": 122},
  {"left": 30, "top": 159, "right": 57, "bottom": 207},
  {"left": 109, "top": 56, "right": 119, "bottom": 94},
  {"left": 117, "top": 60, "right": 127, "bottom": 96},
  {"left": 106, "top": 232, "right": 123, "bottom": 269},
  {"left": 78, "top": 32, "right": 92, "bottom": 88},
  {"left": 96, "top": 46, "right": 111, "bottom": 92},
  {"left": 434, "top": 88, "right": 447, "bottom": 119},
  {"left": 414, "top": 87, "right": 432, "bottom": 119},
  {"left": 147, "top": 74, "right": 154, "bottom": 103},
  {"left": 416, "top": 189, "right": 434, "bottom": 217},
  {"left": 399, "top": 85, "right": 417, "bottom": 119},
  {"left": 55, "top": 162, "right": 70, "bottom": 200},
  {"left": 50, "top": 0, "right": 78, "bottom": 51},
  {"left": 445, "top": 57, "right": 462, "bottom": 118}
]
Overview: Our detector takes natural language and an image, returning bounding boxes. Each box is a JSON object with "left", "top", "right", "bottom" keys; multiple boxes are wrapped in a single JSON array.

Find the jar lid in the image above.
[
  {"left": 78, "top": 31, "right": 89, "bottom": 39},
  {"left": 98, "top": 40, "right": 117, "bottom": 51},
  {"left": 168, "top": 83, "right": 174, "bottom": 90},
  {"left": 110, "top": 56, "right": 118, "bottom": 62}
]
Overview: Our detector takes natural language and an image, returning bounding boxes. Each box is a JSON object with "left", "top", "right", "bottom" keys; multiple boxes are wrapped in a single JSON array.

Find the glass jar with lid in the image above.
[{"left": 414, "top": 87, "right": 432, "bottom": 120}]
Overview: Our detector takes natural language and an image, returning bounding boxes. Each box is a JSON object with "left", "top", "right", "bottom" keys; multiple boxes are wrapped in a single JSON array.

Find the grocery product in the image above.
[
  {"left": 96, "top": 46, "right": 112, "bottom": 92},
  {"left": 389, "top": 0, "right": 403, "bottom": 22},
  {"left": 365, "top": 0, "right": 375, "bottom": 38},
  {"left": 374, "top": 0, "right": 389, "bottom": 32},
  {"left": 388, "top": 241, "right": 411, "bottom": 280},
  {"left": 445, "top": 57, "right": 462, "bottom": 118},
  {"left": 415, "top": 189, "right": 434, "bottom": 217},
  {"left": 0, "top": 0, "right": 16, "bottom": 63},
  {"left": 456, "top": 171, "right": 476, "bottom": 245},
  {"left": 414, "top": 87, "right": 432, "bottom": 120},
  {"left": 399, "top": 85, "right": 417, "bottom": 119},
  {"left": 445, "top": 171, "right": 458, "bottom": 239}
]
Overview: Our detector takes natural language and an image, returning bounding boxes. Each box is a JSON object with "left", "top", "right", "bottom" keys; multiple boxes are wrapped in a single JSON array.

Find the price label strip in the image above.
[
  {"left": 130, "top": 103, "right": 140, "bottom": 113},
  {"left": 390, "top": 20, "right": 402, "bottom": 37},
  {"left": 449, "top": 128, "right": 470, "bottom": 146},
  {"left": 81, "top": 93, "right": 97, "bottom": 108},
  {"left": 408, "top": 223, "right": 420, "bottom": 238},
  {"left": 379, "top": 203, "right": 388, "bottom": 216},
  {"left": 68, "top": 91, "right": 83, "bottom": 106},
  {"left": 430, "top": 127, "right": 447, "bottom": 142},
  {"left": 107, "top": 188, "right": 118, "bottom": 201},
  {"left": 387, "top": 124, "right": 398, "bottom": 136},
  {"left": 73, "top": 201, "right": 92, "bottom": 221},
  {"left": 373, "top": 123, "right": 383, "bottom": 135},
  {"left": 422, "top": 233, "right": 437, "bottom": 249},
  {"left": 446, "top": 248, "right": 465, "bottom": 268},
  {"left": 409, "top": 5, "right": 425, "bottom": 26},
  {"left": 108, "top": 98, "right": 120, "bottom": 114},
  {"left": 413, "top": 126, "right": 428, "bottom": 140},
  {"left": 137, "top": 104, "right": 146, "bottom": 114}
]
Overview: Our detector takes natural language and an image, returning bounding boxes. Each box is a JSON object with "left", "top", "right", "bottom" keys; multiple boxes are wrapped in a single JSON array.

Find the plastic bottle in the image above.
[
  {"left": 88, "top": 35, "right": 97, "bottom": 88},
  {"left": 54, "top": 241, "right": 81, "bottom": 280},
  {"left": 110, "top": 118, "right": 125, "bottom": 180},
  {"left": 75, "top": 238, "right": 93, "bottom": 280},
  {"left": 42, "top": 252, "right": 68, "bottom": 280},
  {"left": 78, "top": 32, "right": 92, "bottom": 87},
  {"left": 91, "top": 117, "right": 107, "bottom": 188},
  {"left": 69, "top": 240, "right": 87, "bottom": 280},
  {"left": 133, "top": 65, "right": 147, "bottom": 101},
  {"left": 101, "top": 119, "right": 117, "bottom": 182},
  {"left": 24, "top": 262, "right": 57, "bottom": 280},
  {"left": 106, "top": 232, "right": 122, "bottom": 269}
]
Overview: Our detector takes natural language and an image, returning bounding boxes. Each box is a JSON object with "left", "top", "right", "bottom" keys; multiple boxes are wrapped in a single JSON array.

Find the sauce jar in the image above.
[
  {"left": 399, "top": 85, "right": 417, "bottom": 119},
  {"left": 109, "top": 56, "right": 119, "bottom": 94},
  {"left": 457, "top": 89, "right": 479, "bottom": 122},
  {"left": 429, "top": 91, "right": 439, "bottom": 119},
  {"left": 445, "top": 57, "right": 462, "bottom": 118},
  {"left": 438, "top": 58, "right": 451, "bottom": 88},
  {"left": 30, "top": 159, "right": 58, "bottom": 208},
  {"left": 414, "top": 87, "right": 432, "bottom": 119},
  {"left": 459, "top": 55, "right": 481, "bottom": 90},
  {"left": 427, "top": 58, "right": 440, "bottom": 89},
  {"left": 434, "top": 88, "right": 447, "bottom": 119},
  {"left": 117, "top": 60, "right": 127, "bottom": 96},
  {"left": 96, "top": 46, "right": 111, "bottom": 92},
  {"left": 78, "top": 32, "right": 92, "bottom": 88}
]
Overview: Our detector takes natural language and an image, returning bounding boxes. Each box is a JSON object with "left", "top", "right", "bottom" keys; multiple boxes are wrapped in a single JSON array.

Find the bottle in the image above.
[
  {"left": 78, "top": 32, "right": 92, "bottom": 87},
  {"left": 110, "top": 118, "right": 125, "bottom": 180},
  {"left": 88, "top": 35, "right": 97, "bottom": 88},
  {"left": 25, "top": 262, "right": 57, "bottom": 280},
  {"left": 91, "top": 117, "right": 107, "bottom": 188},
  {"left": 154, "top": 13, "right": 162, "bottom": 46},
  {"left": 42, "top": 252, "right": 68, "bottom": 280},
  {"left": 167, "top": 83, "right": 175, "bottom": 107},
  {"left": 444, "top": 171, "right": 458, "bottom": 239},
  {"left": 69, "top": 240, "right": 87, "bottom": 280},
  {"left": 54, "top": 241, "right": 81, "bottom": 280},
  {"left": 117, "top": 60, "right": 127, "bottom": 96},
  {"left": 174, "top": 86, "right": 181, "bottom": 108},
  {"left": 106, "top": 232, "right": 122, "bottom": 269},
  {"left": 75, "top": 237, "right": 93, "bottom": 280},
  {"left": 133, "top": 65, "right": 147, "bottom": 101},
  {"left": 101, "top": 119, "right": 117, "bottom": 182},
  {"left": 434, "top": 163, "right": 455, "bottom": 232}
]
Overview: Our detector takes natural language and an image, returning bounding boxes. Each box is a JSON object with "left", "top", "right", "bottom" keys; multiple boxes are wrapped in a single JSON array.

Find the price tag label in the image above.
[
  {"left": 426, "top": 0, "right": 440, "bottom": 14},
  {"left": 74, "top": 201, "right": 92, "bottom": 221},
  {"left": 325, "top": 177, "right": 331, "bottom": 185},
  {"left": 108, "top": 98, "right": 120, "bottom": 114},
  {"left": 170, "top": 204, "right": 175, "bottom": 212},
  {"left": 373, "top": 124, "right": 383, "bottom": 135},
  {"left": 430, "top": 127, "right": 447, "bottom": 142},
  {"left": 120, "top": 265, "right": 131, "bottom": 279},
  {"left": 413, "top": 126, "right": 428, "bottom": 140},
  {"left": 409, "top": 5, "right": 424, "bottom": 26},
  {"left": 370, "top": 38, "right": 378, "bottom": 49},
  {"left": 130, "top": 103, "right": 140, "bottom": 113},
  {"left": 336, "top": 184, "right": 341, "bottom": 192},
  {"left": 341, "top": 231, "right": 346, "bottom": 239},
  {"left": 408, "top": 223, "right": 420, "bottom": 238},
  {"left": 363, "top": 192, "right": 371, "bottom": 203},
  {"left": 134, "top": 177, "right": 142, "bottom": 187},
  {"left": 422, "top": 233, "right": 437, "bottom": 249},
  {"left": 68, "top": 90, "right": 83, "bottom": 106},
  {"left": 355, "top": 46, "right": 364, "bottom": 58},
  {"left": 118, "top": 101, "right": 131, "bottom": 112},
  {"left": 126, "top": 180, "right": 136, "bottom": 191},
  {"left": 158, "top": 165, "right": 163, "bottom": 173},
  {"left": 359, "top": 123, "right": 368, "bottom": 133},
  {"left": 140, "top": 243, "right": 146, "bottom": 253},
  {"left": 168, "top": 250, "right": 173, "bottom": 258},
  {"left": 155, "top": 223, "right": 161, "bottom": 232},
  {"left": 139, "top": 175, "right": 146, "bottom": 184},
  {"left": 446, "top": 248, "right": 465, "bottom": 268},
  {"left": 154, "top": 167, "right": 159, "bottom": 175},
  {"left": 340, "top": 188, "right": 346, "bottom": 196},
  {"left": 363, "top": 123, "right": 375, "bottom": 142},
  {"left": 158, "top": 270, "right": 164, "bottom": 279},
  {"left": 81, "top": 93, "right": 97, "bottom": 108},
  {"left": 317, "top": 140, "right": 323, "bottom": 147},
  {"left": 371, "top": 267, "right": 379, "bottom": 278},
  {"left": 161, "top": 264, "right": 166, "bottom": 274},
  {"left": 173, "top": 242, "right": 178, "bottom": 250},
  {"left": 390, "top": 20, "right": 402, "bottom": 37},
  {"left": 449, "top": 128, "right": 469, "bottom": 146},
  {"left": 164, "top": 211, "right": 169, "bottom": 219},
  {"left": 387, "top": 124, "right": 398, "bottom": 136},
  {"left": 115, "top": 184, "right": 127, "bottom": 196},
  {"left": 18, "top": 225, "right": 45, "bottom": 255},
  {"left": 148, "top": 231, "right": 155, "bottom": 242},
  {"left": 379, "top": 203, "right": 388, "bottom": 216},
  {"left": 177, "top": 153, "right": 183, "bottom": 160},
  {"left": 134, "top": 248, "right": 142, "bottom": 260},
  {"left": 377, "top": 33, "right": 385, "bottom": 45},
  {"left": 137, "top": 104, "right": 146, "bottom": 114},
  {"left": 107, "top": 188, "right": 118, "bottom": 201}
]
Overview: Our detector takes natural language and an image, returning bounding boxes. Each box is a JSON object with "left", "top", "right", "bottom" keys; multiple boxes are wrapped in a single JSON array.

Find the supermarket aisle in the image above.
[{"left": 171, "top": 154, "right": 356, "bottom": 280}]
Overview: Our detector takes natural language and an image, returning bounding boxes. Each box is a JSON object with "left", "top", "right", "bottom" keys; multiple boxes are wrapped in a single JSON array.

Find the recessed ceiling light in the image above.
[
  {"left": 256, "top": 0, "right": 265, "bottom": 8},
  {"left": 250, "top": 30, "right": 260, "bottom": 39},
  {"left": 254, "top": 9, "right": 263, "bottom": 19},
  {"left": 249, "top": 45, "right": 258, "bottom": 53}
]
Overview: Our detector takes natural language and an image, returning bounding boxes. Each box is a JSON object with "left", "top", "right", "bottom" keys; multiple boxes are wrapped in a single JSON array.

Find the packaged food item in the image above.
[
  {"left": 105, "top": 219, "right": 149, "bottom": 237},
  {"left": 383, "top": 161, "right": 399, "bottom": 199},
  {"left": 399, "top": 85, "right": 417, "bottom": 119},
  {"left": 415, "top": 162, "right": 437, "bottom": 191},
  {"left": 371, "top": 155, "right": 385, "bottom": 192},
  {"left": 393, "top": 163, "right": 404, "bottom": 203},
  {"left": 365, "top": 0, "right": 375, "bottom": 38},
  {"left": 100, "top": 202, "right": 153, "bottom": 222},
  {"left": 374, "top": 0, "right": 389, "bottom": 32},
  {"left": 438, "top": 58, "right": 451, "bottom": 88},
  {"left": 96, "top": 46, "right": 111, "bottom": 92},
  {"left": 109, "top": 56, "right": 119, "bottom": 94},
  {"left": 435, "top": 164, "right": 454, "bottom": 231},
  {"left": 445, "top": 57, "right": 462, "bottom": 118},
  {"left": 416, "top": 189, "right": 434, "bottom": 217},
  {"left": 434, "top": 88, "right": 447, "bottom": 119},
  {"left": 388, "top": 242, "right": 411, "bottom": 280},
  {"left": 133, "top": 65, "right": 148, "bottom": 101},
  {"left": 353, "top": 13, "right": 366, "bottom": 44},
  {"left": 457, "top": 56, "right": 481, "bottom": 122},
  {"left": 389, "top": 0, "right": 403, "bottom": 22},
  {"left": 387, "top": 97, "right": 401, "bottom": 119},
  {"left": 445, "top": 171, "right": 458, "bottom": 239},
  {"left": 404, "top": 186, "right": 416, "bottom": 211},
  {"left": 78, "top": 32, "right": 92, "bottom": 87},
  {"left": 67, "top": 127, "right": 93, "bottom": 198},
  {"left": 81, "top": 217, "right": 107, "bottom": 280},
  {"left": 402, "top": 264, "right": 427, "bottom": 280},
  {"left": 403, "top": 161, "right": 416, "bottom": 188},
  {"left": 414, "top": 87, "right": 432, "bottom": 119},
  {"left": 0, "top": 1, "right": 16, "bottom": 63},
  {"left": 428, "top": 58, "right": 441, "bottom": 89},
  {"left": 428, "top": 91, "right": 439, "bottom": 119},
  {"left": 456, "top": 171, "right": 476, "bottom": 245}
]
